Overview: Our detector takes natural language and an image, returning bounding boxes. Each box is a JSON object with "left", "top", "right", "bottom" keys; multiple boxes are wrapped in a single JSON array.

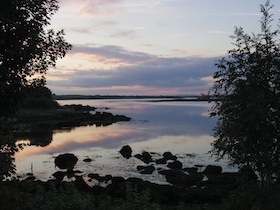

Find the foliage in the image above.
[
  {"left": 97, "top": 182, "right": 160, "bottom": 210},
  {"left": 0, "top": 0, "right": 71, "bottom": 117},
  {"left": 0, "top": 118, "right": 21, "bottom": 179},
  {"left": 0, "top": 181, "right": 95, "bottom": 210},
  {"left": 210, "top": 0, "right": 280, "bottom": 183},
  {"left": 20, "top": 86, "right": 59, "bottom": 109},
  {"left": 222, "top": 182, "right": 280, "bottom": 210}
]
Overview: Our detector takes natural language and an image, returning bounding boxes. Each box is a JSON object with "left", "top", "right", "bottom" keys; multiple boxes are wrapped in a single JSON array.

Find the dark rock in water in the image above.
[
  {"left": 55, "top": 153, "right": 78, "bottom": 170},
  {"left": 137, "top": 165, "right": 155, "bottom": 174},
  {"left": 183, "top": 167, "right": 199, "bottom": 174},
  {"left": 239, "top": 166, "right": 258, "bottom": 182},
  {"left": 203, "top": 165, "right": 222, "bottom": 175},
  {"left": 142, "top": 151, "right": 153, "bottom": 163},
  {"left": 53, "top": 171, "right": 66, "bottom": 181},
  {"left": 134, "top": 154, "right": 142, "bottom": 160},
  {"left": 159, "top": 169, "right": 185, "bottom": 176},
  {"left": 163, "top": 151, "right": 177, "bottom": 161},
  {"left": 159, "top": 169, "right": 203, "bottom": 187},
  {"left": 134, "top": 151, "right": 153, "bottom": 163},
  {"left": 119, "top": 145, "right": 132, "bottom": 159},
  {"left": 83, "top": 158, "right": 92, "bottom": 162},
  {"left": 156, "top": 158, "right": 167, "bottom": 164},
  {"left": 163, "top": 151, "right": 173, "bottom": 160},
  {"left": 167, "top": 160, "right": 183, "bottom": 169}
]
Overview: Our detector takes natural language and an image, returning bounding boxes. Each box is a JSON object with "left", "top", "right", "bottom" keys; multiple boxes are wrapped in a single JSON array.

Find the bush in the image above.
[
  {"left": 222, "top": 183, "right": 280, "bottom": 210},
  {"left": 21, "top": 97, "right": 59, "bottom": 109}
]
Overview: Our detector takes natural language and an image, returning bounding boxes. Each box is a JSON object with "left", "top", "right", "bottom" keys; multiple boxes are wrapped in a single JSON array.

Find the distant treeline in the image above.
[{"left": 52, "top": 94, "right": 215, "bottom": 101}]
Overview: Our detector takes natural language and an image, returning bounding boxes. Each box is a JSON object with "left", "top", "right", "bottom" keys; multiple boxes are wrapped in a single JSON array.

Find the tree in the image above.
[
  {"left": 210, "top": 0, "right": 280, "bottom": 183},
  {"left": 0, "top": 0, "right": 71, "bottom": 117}
]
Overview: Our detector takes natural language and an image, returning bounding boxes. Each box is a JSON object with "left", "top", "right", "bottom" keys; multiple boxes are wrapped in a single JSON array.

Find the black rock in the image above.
[
  {"left": 159, "top": 169, "right": 203, "bottom": 187},
  {"left": 134, "top": 154, "right": 142, "bottom": 160},
  {"left": 163, "top": 151, "right": 177, "bottom": 161},
  {"left": 156, "top": 158, "right": 167, "bottom": 164},
  {"left": 167, "top": 160, "right": 183, "bottom": 170},
  {"left": 54, "top": 153, "right": 78, "bottom": 170},
  {"left": 142, "top": 152, "right": 153, "bottom": 163},
  {"left": 163, "top": 151, "right": 173, "bottom": 160},
  {"left": 203, "top": 165, "right": 222, "bottom": 175},
  {"left": 119, "top": 145, "right": 132, "bottom": 159},
  {"left": 53, "top": 171, "right": 66, "bottom": 181},
  {"left": 183, "top": 167, "right": 199, "bottom": 174},
  {"left": 83, "top": 158, "right": 92, "bottom": 162},
  {"left": 134, "top": 152, "right": 153, "bottom": 163},
  {"left": 137, "top": 165, "right": 155, "bottom": 174}
]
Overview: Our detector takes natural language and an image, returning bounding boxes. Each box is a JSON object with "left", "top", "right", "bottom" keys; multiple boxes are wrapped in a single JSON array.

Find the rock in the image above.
[
  {"left": 54, "top": 153, "right": 78, "bottom": 170},
  {"left": 183, "top": 167, "right": 199, "bottom": 174},
  {"left": 156, "top": 158, "right": 167, "bottom": 164},
  {"left": 134, "top": 154, "right": 142, "bottom": 160},
  {"left": 159, "top": 169, "right": 185, "bottom": 176},
  {"left": 159, "top": 169, "right": 203, "bottom": 187},
  {"left": 53, "top": 171, "right": 66, "bottom": 181},
  {"left": 167, "top": 160, "right": 183, "bottom": 169},
  {"left": 83, "top": 158, "right": 92, "bottom": 162},
  {"left": 163, "top": 151, "right": 177, "bottom": 160},
  {"left": 163, "top": 151, "right": 173, "bottom": 160},
  {"left": 119, "top": 145, "right": 132, "bottom": 159},
  {"left": 142, "top": 152, "right": 153, "bottom": 163},
  {"left": 203, "top": 165, "right": 222, "bottom": 175},
  {"left": 134, "top": 151, "right": 153, "bottom": 163},
  {"left": 137, "top": 165, "right": 155, "bottom": 174}
]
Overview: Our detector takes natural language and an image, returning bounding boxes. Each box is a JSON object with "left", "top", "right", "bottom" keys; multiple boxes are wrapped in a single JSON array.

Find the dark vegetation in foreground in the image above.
[
  {"left": 2, "top": 147, "right": 280, "bottom": 210},
  {"left": 3, "top": 177, "right": 280, "bottom": 210}
]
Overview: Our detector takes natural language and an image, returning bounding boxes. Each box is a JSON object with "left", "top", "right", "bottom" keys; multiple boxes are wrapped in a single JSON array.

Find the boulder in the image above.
[
  {"left": 54, "top": 153, "right": 78, "bottom": 170},
  {"left": 159, "top": 169, "right": 203, "bottom": 187},
  {"left": 183, "top": 167, "right": 199, "bottom": 174},
  {"left": 83, "top": 158, "right": 92, "bottom": 162},
  {"left": 134, "top": 151, "right": 153, "bottom": 163},
  {"left": 156, "top": 158, "right": 167, "bottom": 164},
  {"left": 203, "top": 165, "right": 222, "bottom": 175},
  {"left": 142, "top": 151, "right": 153, "bottom": 163},
  {"left": 137, "top": 165, "right": 155, "bottom": 174},
  {"left": 53, "top": 171, "right": 66, "bottom": 181},
  {"left": 167, "top": 160, "right": 183, "bottom": 170},
  {"left": 119, "top": 145, "right": 132, "bottom": 159},
  {"left": 163, "top": 151, "right": 177, "bottom": 160}
]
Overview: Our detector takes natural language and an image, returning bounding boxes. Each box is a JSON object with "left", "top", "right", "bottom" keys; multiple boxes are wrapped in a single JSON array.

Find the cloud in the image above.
[
  {"left": 206, "top": 30, "right": 229, "bottom": 34},
  {"left": 57, "top": 0, "right": 125, "bottom": 19},
  {"left": 109, "top": 29, "right": 137, "bottom": 39},
  {"left": 47, "top": 44, "right": 220, "bottom": 95}
]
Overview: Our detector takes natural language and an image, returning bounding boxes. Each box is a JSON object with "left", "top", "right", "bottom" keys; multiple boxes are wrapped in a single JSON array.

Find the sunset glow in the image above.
[{"left": 46, "top": 0, "right": 280, "bottom": 95}]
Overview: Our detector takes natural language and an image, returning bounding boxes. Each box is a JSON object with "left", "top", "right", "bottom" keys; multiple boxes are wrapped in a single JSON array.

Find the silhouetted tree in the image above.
[
  {"left": 0, "top": 0, "right": 71, "bottom": 117},
  {"left": 210, "top": 0, "right": 280, "bottom": 183}
]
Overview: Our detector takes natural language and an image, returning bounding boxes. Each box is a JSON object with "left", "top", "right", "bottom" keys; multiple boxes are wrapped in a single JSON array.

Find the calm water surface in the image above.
[{"left": 15, "top": 99, "right": 234, "bottom": 183}]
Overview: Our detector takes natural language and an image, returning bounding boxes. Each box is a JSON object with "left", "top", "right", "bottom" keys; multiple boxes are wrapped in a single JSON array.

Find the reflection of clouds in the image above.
[{"left": 15, "top": 101, "right": 217, "bottom": 161}]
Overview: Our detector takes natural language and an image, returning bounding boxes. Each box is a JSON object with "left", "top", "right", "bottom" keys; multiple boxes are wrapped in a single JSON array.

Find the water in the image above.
[{"left": 14, "top": 99, "right": 235, "bottom": 183}]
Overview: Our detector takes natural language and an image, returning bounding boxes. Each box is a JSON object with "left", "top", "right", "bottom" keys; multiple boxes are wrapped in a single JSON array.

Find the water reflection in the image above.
[{"left": 13, "top": 100, "right": 228, "bottom": 181}]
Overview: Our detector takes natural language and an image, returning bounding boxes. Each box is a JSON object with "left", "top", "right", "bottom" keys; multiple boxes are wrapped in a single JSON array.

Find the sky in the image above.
[{"left": 46, "top": 0, "right": 280, "bottom": 96}]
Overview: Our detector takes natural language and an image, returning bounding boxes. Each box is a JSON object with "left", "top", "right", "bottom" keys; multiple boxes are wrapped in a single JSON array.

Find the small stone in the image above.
[
  {"left": 167, "top": 160, "right": 183, "bottom": 170},
  {"left": 119, "top": 145, "right": 132, "bottom": 159}
]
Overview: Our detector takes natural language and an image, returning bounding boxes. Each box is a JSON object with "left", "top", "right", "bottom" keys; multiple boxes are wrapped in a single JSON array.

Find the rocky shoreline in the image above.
[
  {"left": 20, "top": 145, "right": 258, "bottom": 207},
  {"left": 15, "top": 104, "right": 131, "bottom": 131}
]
